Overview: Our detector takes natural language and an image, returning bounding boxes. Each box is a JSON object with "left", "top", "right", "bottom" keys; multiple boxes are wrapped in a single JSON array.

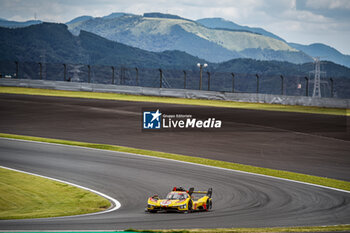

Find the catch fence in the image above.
[{"left": 0, "top": 60, "right": 345, "bottom": 98}]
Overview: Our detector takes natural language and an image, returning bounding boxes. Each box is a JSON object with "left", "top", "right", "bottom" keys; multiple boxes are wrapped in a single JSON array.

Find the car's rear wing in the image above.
[{"left": 188, "top": 187, "right": 212, "bottom": 197}]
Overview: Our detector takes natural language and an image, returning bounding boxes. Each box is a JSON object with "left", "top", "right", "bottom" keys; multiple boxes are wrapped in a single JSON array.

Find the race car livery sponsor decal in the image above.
[{"left": 161, "top": 200, "right": 171, "bottom": 206}]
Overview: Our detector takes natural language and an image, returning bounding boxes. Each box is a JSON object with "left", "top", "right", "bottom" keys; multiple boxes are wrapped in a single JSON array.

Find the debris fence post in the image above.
[
  {"left": 87, "top": 65, "right": 91, "bottom": 83},
  {"left": 135, "top": 67, "right": 139, "bottom": 86},
  {"left": 38, "top": 62, "right": 42, "bottom": 80},
  {"left": 330, "top": 78, "right": 334, "bottom": 98},
  {"left": 15, "top": 61, "right": 19, "bottom": 79},
  {"left": 305, "top": 76, "right": 309, "bottom": 96},
  {"left": 280, "top": 75, "right": 284, "bottom": 95},
  {"left": 199, "top": 66, "right": 203, "bottom": 90},
  {"left": 231, "top": 73, "right": 235, "bottom": 93},
  {"left": 183, "top": 70, "right": 186, "bottom": 89},
  {"left": 111, "top": 66, "right": 115, "bottom": 84},
  {"left": 120, "top": 67, "right": 124, "bottom": 85},
  {"left": 159, "top": 69, "right": 163, "bottom": 88},
  {"left": 207, "top": 71, "right": 211, "bottom": 91},
  {"left": 63, "top": 64, "right": 67, "bottom": 81}
]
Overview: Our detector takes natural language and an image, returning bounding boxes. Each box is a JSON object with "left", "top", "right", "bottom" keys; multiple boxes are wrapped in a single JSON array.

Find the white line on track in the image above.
[
  {"left": 1, "top": 136, "right": 350, "bottom": 196},
  {"left": 0, "top": 165, "right": 121, "bottom": 218}
]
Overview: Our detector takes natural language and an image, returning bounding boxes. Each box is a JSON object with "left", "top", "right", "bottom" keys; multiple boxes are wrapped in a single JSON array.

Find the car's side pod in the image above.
[{"left": 208, "top": 188, "right": 213, "bottom": 198}]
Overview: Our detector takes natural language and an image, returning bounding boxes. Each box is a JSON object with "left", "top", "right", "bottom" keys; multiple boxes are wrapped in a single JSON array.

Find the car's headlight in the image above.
[
  {"left": 179, "top": 204, "right": 186, "bottom": 209},
  {"left": 147, "top": 204, "right": 155, "bottom": 208}
]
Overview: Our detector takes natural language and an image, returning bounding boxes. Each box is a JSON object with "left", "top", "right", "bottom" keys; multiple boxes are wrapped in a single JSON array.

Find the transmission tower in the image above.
[{"left": 312, "top": 57, "right": 322, "bottom": 98}]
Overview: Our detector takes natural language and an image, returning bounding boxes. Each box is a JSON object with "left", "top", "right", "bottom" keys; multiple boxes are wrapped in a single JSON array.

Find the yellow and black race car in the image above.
[{"left": 146, "top": 187, "right": 213, "bottom": 213}]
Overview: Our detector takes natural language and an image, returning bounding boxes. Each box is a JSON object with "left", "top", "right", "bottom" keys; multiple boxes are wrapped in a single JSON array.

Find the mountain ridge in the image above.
[
  {"left": 2, "top": 13, "right": 348, "bottom": 67},
  {"left": 0, "top": 18, "right": 42, "bottom": 28},
  {"left": 66, "top": 16, "right": 93, "bottom": 25},
  {"left": 1, "top": 22, "right": 349, "bottom": 77},
  {"left": 288, "top": 42, "right": 350, "bottom": 68},
  {"left": 196, "top": 17, "right": 350, "bottom": 68},
  {"left": 67, "top": 13, "right": 311, "bottom": 64},
  {"left": 0, "top": 22, "right": 206, "bottom": 69},
  {"left": 196, "top": 17, "right": 286, "bottom": 42}
]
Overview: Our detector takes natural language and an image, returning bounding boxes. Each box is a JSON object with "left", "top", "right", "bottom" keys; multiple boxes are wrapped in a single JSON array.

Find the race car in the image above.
[{"left": 146, "top": 187, "right": 212, "bottom": 213}]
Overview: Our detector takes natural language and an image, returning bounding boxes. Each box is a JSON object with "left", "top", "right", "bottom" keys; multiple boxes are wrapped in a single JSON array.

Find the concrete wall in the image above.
[{"left": 1, "top": 78, "right": 349, "bottom": 109}]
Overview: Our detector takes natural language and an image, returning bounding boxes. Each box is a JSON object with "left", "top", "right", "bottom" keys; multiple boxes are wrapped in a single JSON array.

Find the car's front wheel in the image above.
[{"left": 186, "top": 200, "right": 193, "bottom": 213}]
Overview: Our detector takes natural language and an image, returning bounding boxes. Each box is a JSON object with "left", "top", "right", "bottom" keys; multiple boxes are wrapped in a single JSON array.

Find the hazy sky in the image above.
[{"left": 1, "top": 0, "right": 349, "bottom": 55}]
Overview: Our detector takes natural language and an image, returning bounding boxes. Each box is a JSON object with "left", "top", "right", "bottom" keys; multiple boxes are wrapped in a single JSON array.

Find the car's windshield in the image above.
[{"left": 166, "top": 192, "right": 187, "bottom": 200}]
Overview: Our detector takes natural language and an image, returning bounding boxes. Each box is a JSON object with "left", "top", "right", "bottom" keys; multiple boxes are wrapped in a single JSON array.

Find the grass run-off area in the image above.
[
  {"left": 1, "top": 133, "right": 350, "bottom": 194},
  {"left": 0, "top": 166, "right": 111, "bottom": 219},
  {"left": 0, "top": 86, "right": 348, "bottom": 116}
]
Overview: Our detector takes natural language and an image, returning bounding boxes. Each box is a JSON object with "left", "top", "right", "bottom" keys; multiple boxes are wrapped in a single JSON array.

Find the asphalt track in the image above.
[
  {"left": 1, "top": 138, "right": 350, "bottom": 230},
  {"left": 0, "top": 93, "right": 349, "bottom": 181}
]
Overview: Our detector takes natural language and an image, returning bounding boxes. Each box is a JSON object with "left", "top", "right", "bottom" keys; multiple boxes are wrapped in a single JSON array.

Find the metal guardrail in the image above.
[{"left": 0, "top": 79, "right": 349, "bottom": 109}]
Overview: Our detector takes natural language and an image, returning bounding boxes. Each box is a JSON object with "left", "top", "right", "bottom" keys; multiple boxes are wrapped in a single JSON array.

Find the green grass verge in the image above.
[
  {"left": 0, "top": 166, "right": 111, "bottom": 220},
  {"left": 0, "top": 86, "right": 348, "bottom": 116},
  {"left": 1, "top": 133, "right": 349, "bottom": 194},
  {"left": 125, "top": 224, "right": 350, "bottom": 232}
]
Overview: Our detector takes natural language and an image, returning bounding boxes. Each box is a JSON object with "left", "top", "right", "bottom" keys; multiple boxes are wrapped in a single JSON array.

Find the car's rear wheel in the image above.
[{"left": 206, "top": 199, "right": 212, "bottom": 211}]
